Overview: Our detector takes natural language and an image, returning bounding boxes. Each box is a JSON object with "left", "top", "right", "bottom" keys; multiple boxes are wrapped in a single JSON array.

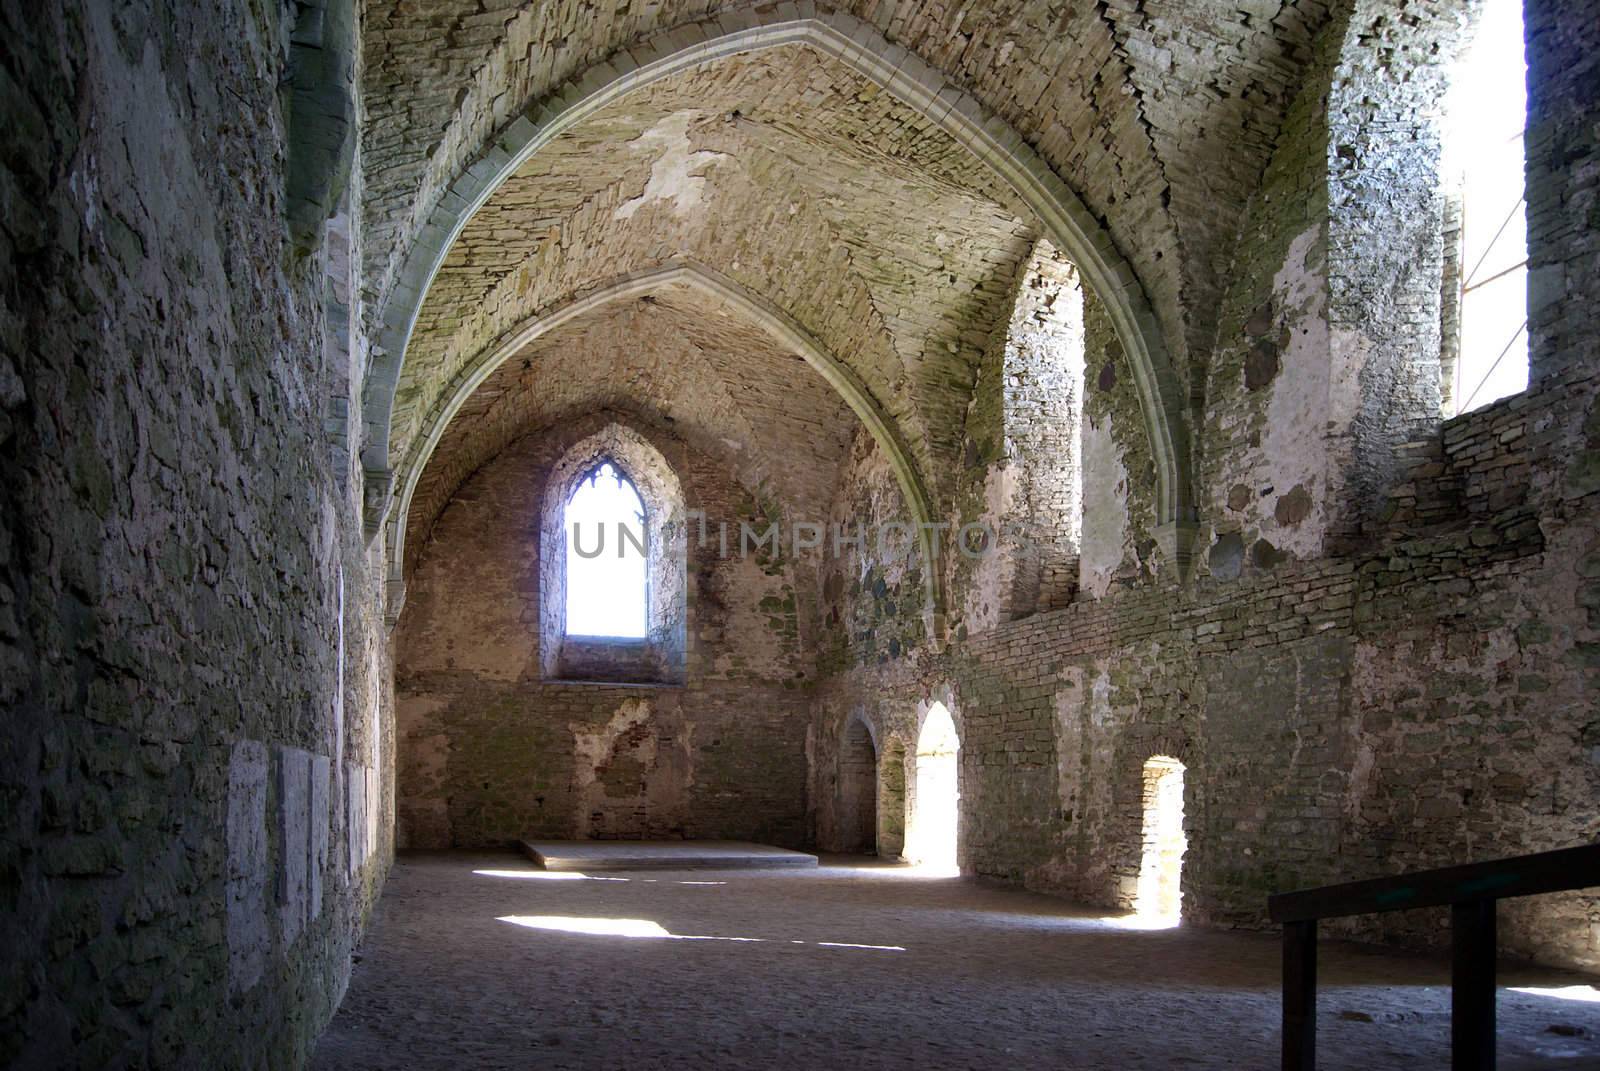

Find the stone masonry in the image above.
[{"left": 3, "top": 0, "right": 1598, "bottom": 1065}]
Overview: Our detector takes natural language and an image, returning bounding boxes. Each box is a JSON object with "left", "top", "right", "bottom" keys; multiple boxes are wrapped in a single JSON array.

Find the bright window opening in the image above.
[
  {"left": 908, "top": 703, "right": 959, "bottom": 874},
  {"left": 1446, "top": 0, "right": 1528, "bottom": 414},
  {"left": 564, "top": 461, "right": 647, "bottom": 638},
  {"left": 1135, "top": 756, "right": 1187, "bottom": 925}
]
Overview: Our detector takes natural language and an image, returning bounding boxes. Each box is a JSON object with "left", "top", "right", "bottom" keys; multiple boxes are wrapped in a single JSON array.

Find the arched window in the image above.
[
  {"left": 563, "top": 461, "right": 647, "bottom": 638},
  {"left": 1446, "top": 0, "right": 1528, "bottom": 413},
  {"left": 539, "top": 423, "right": 688, "bottom": 685}
]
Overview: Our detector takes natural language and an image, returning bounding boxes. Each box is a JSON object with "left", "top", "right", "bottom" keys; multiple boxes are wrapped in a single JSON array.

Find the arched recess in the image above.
[
  {"left": 362, "top": 10, "right": 1198, "bottom": 577},
  {"left": 838, "top": 715, "right": 878, "bottom": 855},
  {"left": 385, "top": 263, "right": 945, "bottom": 635},
  {"left": 538, "top": 423, "right": 687, "bottom": 684}
]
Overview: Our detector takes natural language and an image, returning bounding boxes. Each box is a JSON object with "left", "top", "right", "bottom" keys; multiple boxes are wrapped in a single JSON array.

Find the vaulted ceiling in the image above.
[
  {"left": 391, "top": 44, "right": 1039, "bottom": 479},
  {"left": 404, "top": 284, "right": 862, "bottom": 570},
  {"left": 363, "top": 0, "right": 1335, "bottom": 379},
  {"left": 362, "top": 0, "right": 1340, "bottom": 573}
]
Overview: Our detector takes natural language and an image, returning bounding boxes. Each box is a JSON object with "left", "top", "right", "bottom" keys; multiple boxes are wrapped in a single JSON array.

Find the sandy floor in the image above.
[{"left": 311, "top": 852, "right": 1600, "bottom": 1070}]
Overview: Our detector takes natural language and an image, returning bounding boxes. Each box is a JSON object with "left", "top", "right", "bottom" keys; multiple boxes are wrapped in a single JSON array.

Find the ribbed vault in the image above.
[
  {"left": 362, "top": 0, "right": 1335, "bottom": 389},
  {"left": 403, "top": 283, "right": 862, "bottom": 576},
  {"left": 388, "top": 43, "right": 1038, "bottom": 496},
  {"left": 360, "top": 10, "right": 1208, "bottom": 570}
]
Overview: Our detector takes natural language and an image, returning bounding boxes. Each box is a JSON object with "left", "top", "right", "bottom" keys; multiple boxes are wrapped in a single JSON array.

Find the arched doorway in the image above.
[
  {"left": 838, "top": 720, "right": 877, "bottom": 854},
  {"left": 1135, "top": 756, "right": 1187, "bottom": 923},
  {"left": 909, "top": 702, "right": 959, "bottom": 873}
]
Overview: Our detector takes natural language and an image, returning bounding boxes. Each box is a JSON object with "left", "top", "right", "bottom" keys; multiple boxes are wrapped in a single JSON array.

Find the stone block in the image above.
[
  {"left": 277, "top": 746, "right": 311, "bottom": 949},
  {"left": 310, "top": 754, "right": 331, "bottom": 920},
  {"left": 226, "top": 739, "right": 268, "bottom": 996}
]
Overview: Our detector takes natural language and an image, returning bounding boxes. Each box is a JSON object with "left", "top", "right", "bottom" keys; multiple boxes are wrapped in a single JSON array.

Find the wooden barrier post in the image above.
[
  {"left": 1283, "top": 919, "right": 1317, "bottom": 1071},
  {"left": 1451, "top": 899, "right": 1496, "bottom": 1071}
]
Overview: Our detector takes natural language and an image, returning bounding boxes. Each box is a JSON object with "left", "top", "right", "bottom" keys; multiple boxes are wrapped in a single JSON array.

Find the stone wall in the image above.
[
  {"left": 809, "top": 0, "right": 1599, "bottom": 972},
  {"left": 955, "top": 241, "right": 1086, "bottom": 629},
  {"left": 0, "top": 1, "right": 390, "bottom": 1066},
  {"left": 395, "top": 414, "right": 811, "bottom": 849},
  {"left": 817, "top": 367, "right": 1599, "bottom": 969}
]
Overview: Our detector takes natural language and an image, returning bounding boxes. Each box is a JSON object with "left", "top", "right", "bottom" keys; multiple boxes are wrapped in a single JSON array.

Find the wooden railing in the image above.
[{"left": 1267, "top": 843, "right": 1600, "bottom": 1071}]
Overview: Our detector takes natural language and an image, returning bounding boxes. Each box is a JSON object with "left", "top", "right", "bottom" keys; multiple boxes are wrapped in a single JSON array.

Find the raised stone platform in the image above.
[{"left": 519, "top": 840, "right": 819, "bottom": 872}]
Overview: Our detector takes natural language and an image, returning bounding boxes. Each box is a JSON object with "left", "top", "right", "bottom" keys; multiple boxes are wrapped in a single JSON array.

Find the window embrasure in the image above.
[
  {"left": 1443, "top": 0, "right": 1529, "bottom": 415},
  {"left": 539, "top": 425, "right": 687, "bottom": 684}
]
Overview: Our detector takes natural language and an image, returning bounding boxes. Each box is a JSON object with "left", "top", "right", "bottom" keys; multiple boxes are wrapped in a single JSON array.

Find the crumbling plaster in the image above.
[
  {"left": 359, "top": 12, "right": 1201, "bottom": 568},
  {"left": 396, "top": 413, "right": 812, "bottom": 849}
]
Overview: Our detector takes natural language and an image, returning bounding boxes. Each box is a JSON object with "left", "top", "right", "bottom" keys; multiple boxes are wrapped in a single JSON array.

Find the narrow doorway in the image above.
[
  {"left": 1135, "top": 756, "right": 1187, "bottom": 923},
  {"left": 910, "top": 703, "right": 959, "bottom": 873}
]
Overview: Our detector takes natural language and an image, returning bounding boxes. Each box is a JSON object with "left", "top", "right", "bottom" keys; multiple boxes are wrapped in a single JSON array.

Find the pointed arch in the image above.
[
  {"left": 387, "top": 263, "right": 947, "bottom": 638},
  {"left": 362, "top": 9, "right": 1197, "bottom": 574},
  {"left": 540, "top": 423, "right": 688, "bottom": 683}
]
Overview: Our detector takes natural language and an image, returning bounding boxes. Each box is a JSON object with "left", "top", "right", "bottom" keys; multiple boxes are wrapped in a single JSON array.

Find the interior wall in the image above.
[
  {"left": 0, "top": 2, "right": 391, "bottom": 1066},
  {"left": 1, "top": 1, "right": 1594, "bottom": 1064},
  {"left": 395, "top": 413, "right": 810, "bottom": 849},
  {"left": 819, "top": 370, "right": 1598, "bottom": 968},
  {"left": 810, "top": 0, "right": 1600, "bottom": 971}
]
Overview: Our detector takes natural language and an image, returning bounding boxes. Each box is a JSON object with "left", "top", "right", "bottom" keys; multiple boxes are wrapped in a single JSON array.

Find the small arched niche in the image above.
[
  {"left": 837, "top": 717, "right": 878, "bottom": 855},
  {"left": 540, "top": 424, "right": 687, "bottom": 684}
]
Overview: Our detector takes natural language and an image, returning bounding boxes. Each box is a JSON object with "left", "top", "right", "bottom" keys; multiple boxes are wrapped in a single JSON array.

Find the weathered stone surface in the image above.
[
  {"left": 1243, "top": 339, "right": 1280, "bottom": 390},
  {"left": 227, "top": 740, "right": 269, "bottom": 995},
  {"left": 386, "top": 44, "right": 1037, "bottom": 497},
  {"left": 0, "top": 2, "right": 392, "bottom": 1064},
  {"left": 396, "top": 415, "right": 810, "bottom": 849},
  {"left": 6, "top": 0, "right": 1600, "bottom": 1065},
  {"left": 814, "top": 364, "right": 1600, "bottom": 970},
  {"left": 277, "top": 746, "right": 313, "bottom": 950}
]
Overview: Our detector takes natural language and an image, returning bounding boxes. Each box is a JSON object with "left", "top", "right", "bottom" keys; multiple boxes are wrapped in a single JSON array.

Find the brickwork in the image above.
[
  {"left": 0, "top": 2, "right": 392, "bottom": 1065},
  {"left": 403, "top": 284, "right": 858, "bottom": 576},
  {"left": 396, "top": 415, "right": 811, "bottom": 849},
  {"left": 7, "top": 0, "right": 1600, "bottom": 1063},
  {"left": 812, "top": 431, "right": 929, "bottom": 672},
  {"left": 1324, "top": 0, "right": 1468, "bottom": 514},
  {"left": 388, "top": 45, "right": 1036, "bottom": 498},
  {"left": 816, "top": 366, "right": 1600, "bottom": 969},
  {"left": 361, "top": 0, "right": 1343, "bottom": 410},
  {"left": 960, "top": 241, "right": 1086, "bottom": 625},
  {"left": 358, "top": 1, "right": 1168, "bottom": 359}
]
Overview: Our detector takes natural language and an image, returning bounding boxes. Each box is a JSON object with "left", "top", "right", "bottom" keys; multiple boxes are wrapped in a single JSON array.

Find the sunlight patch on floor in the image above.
[
  {"left": 497, "top": 914, "right": 904, "bottom": 951},
  {"left": 1098, "top": 912, "right": 1180, "bottom": 931},
  {"left": 1510, "top": 985, "right": 1600, "bottom": 1004}
]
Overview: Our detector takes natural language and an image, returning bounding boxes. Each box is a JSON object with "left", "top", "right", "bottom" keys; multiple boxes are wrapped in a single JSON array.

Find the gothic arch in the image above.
[
  {"left": 539, "top": 423, "right": 688, "bottom": 684},
  {"left": 387, "top": 263, "right": 947, "bottom": 637},
  {"left": 362, "top": 10, "right": 1198, "bottom": 574}
]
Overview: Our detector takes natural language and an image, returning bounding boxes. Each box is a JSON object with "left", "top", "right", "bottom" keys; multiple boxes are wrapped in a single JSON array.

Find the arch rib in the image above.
[
  {"left": 389, "top": 262, "right": 948, "bottom": 638},
  {"left": 366, "top": 8, "right": 1198, "bottom": 598}
]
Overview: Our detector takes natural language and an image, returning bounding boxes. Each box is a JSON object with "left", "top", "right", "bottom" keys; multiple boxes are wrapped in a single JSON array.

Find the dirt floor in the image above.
[{"left": 310, "top": 851, "right": 1600, "bottom": 1070}]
